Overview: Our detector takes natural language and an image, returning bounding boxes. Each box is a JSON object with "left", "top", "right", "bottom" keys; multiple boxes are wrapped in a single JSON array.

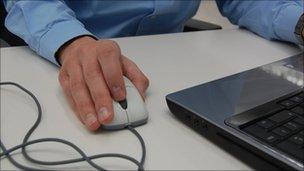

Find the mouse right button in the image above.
[{"left": 126, "top": 87, "right": 148, "bottom": 126}]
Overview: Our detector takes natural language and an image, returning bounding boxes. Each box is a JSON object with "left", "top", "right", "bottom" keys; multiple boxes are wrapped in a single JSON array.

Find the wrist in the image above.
[{"left": 56, "top": 35, "right": 97, "bottom": 65}]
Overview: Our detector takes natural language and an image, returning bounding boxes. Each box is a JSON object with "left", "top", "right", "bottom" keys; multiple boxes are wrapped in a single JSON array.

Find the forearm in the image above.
[
  {"left": 4, "top": 0, "right": 93, "bottom": 65},
  {"left": 217, "top": 0, "right": 304, "bottom": 45}
]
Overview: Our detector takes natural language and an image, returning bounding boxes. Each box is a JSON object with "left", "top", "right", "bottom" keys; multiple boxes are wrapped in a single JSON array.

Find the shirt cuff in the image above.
[
  {"left": 273, "top": 4, "right": 303, "bottom": 44},
  {"left": 38, "top": 19, "right": 94, "bottom": 66}
]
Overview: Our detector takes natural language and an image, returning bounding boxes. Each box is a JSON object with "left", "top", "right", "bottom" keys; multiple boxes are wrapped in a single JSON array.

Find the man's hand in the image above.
[{"left": 58, "top": 36, "right": 149, "bottom": 131}]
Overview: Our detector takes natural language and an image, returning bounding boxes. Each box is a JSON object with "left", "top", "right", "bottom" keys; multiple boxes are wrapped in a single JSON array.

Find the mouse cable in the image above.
[{"left": 0, "top": 82, "right": 146, "bottom": 171}]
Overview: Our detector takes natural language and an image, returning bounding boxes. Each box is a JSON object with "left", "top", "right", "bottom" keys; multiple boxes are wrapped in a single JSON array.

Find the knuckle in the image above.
[
  {"left": 98, "top": 41, "right": 120, "bottom": 58},
  {"left": 58, "top": 70, "right": 68, "bottom": 86},
  {"left": 124, "top": 66, "right": 137, "bottom": 77},
  {"left": 125, "top": 62, "right": 138, "bottom": 73},
  {"left": 101, "top": 48, "right": 116, "bottom": 58},
  {"left": 103, "top": 40, "right": 119, "bottom": 48},
  {"left": 58, "top": 70, "right": 65, "bottom": 83},
  {"left": 124, "top": 63, "right": 133, "bottom": 72},
  {"left": 141, "top": 76, "right": 150, "bottom": 88}
]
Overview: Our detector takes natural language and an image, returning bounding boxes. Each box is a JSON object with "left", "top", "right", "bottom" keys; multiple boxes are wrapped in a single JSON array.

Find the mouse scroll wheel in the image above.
[{"left": 118, "top": 99, "right": 128, "bottom": 110}]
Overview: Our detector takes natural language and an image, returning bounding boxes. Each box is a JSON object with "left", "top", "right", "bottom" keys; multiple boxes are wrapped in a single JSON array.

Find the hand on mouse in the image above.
[{"left": 57, "top": 36, "right": 149, "bottom": 131}]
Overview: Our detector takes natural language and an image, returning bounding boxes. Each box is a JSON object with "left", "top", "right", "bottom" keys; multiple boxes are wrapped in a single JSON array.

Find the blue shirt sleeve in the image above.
[
  {"left": 216, "top": 0, "right": 304, "bottom": 44},
  {"left": 4, "top": 0, "right": 94, "bottom": 65}
]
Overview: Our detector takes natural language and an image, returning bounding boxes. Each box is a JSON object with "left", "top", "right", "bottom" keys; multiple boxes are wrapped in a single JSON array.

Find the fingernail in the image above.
[
  {"left": 112, "top": 86, "right": 122, "bottom": 98},
  {"left": 83, "top": 113, "right": 98, "bottom": 127},
  {"left": 98, "top": 107, "right": 110, "bottom": 122}
]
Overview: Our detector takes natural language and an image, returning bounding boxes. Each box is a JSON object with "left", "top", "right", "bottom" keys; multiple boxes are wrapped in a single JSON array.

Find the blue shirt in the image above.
[{"left": 4, "top": 0, "right": 303, "bottom": 65}]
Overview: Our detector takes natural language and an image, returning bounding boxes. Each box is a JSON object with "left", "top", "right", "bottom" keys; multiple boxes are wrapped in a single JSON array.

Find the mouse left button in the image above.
[
  {"left": 126, "top": 87, "right": 148, "bottom": 126},
  {"left": 102, "top": 101, "right": 128, "bottom": 130}
]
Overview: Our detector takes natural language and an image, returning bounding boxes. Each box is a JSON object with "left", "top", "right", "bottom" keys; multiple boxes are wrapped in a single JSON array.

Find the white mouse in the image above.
[{"left": 102, "top": 77, "right": 148, "bottom": 130}]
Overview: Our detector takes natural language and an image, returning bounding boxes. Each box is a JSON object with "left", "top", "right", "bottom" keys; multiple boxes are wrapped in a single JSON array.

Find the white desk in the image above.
[{"left": 1, "top": 29, "right": 301, "bottom": 170}]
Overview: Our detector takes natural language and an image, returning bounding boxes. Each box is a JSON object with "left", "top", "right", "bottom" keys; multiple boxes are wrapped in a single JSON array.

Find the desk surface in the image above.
[{"left": 1, "top": 29, "right": 301, "bottom": 170}]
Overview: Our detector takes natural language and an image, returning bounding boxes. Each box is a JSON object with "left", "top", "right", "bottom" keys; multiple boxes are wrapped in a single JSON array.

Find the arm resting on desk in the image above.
[
  {"left": 216, "top": 0, "right": 303, "bottom": 44},
  {"left": 3, "top": 0, "right": 93, "bottom": 65}
]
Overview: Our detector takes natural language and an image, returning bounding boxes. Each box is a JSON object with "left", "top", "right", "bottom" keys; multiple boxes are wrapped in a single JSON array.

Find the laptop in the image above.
[{"left": 166, "top": 53, "right": 304, "bottom": 170}]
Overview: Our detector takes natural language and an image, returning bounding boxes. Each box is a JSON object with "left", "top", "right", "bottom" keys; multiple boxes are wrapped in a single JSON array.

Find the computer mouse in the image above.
[{"left": 102, "top": 77, "right": 148, "bottom": 130}]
